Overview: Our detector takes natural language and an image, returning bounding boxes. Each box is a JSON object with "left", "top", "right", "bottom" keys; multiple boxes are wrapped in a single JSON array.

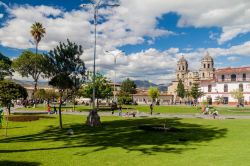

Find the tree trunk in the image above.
[
  {"left": 32, "top": 79, "right": 38, "bottom": 108},
  {"left": 58, "top": 95, "right": 63, "bottom": 129},
  {"left": 73, "top": 97, "right": 75, "bottom": 111},
  {"left": 7, "top": 105, "right": 11, "bottom": 115},
  {"left": 35, "top": 42, "right": 38, "bottom": 55},
  {"left": 97, "top": 98, "right": 99, "bottom": 110}
]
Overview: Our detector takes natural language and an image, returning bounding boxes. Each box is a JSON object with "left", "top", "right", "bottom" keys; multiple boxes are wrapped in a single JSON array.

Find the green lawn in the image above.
[
  {"left": 1, "top": 115, "right": 250, "bottom": 165},
  {"left": 16, "top": 104, "right": 250, "bottom": 115}
]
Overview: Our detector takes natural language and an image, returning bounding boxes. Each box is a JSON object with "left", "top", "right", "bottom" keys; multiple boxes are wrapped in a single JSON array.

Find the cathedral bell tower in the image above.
[
  {"left": 176, "top": 55, "right": 188, "bottom": 81},
  {"left": 199, "top": 52, "right": 215, "bottom": 80}
]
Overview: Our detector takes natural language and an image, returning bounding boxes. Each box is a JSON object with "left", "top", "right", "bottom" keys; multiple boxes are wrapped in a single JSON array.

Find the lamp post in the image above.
[
  {"left": 105, "top": 51, "right": 123, "bottom": 102},
  {"left": 80, "top": 1, "right": 119, "bottom": 109}
]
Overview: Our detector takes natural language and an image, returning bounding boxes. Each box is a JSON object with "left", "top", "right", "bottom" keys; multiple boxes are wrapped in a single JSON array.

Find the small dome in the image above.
[{"left": 202, "top": 52, "right": 213, "bottom": 61}]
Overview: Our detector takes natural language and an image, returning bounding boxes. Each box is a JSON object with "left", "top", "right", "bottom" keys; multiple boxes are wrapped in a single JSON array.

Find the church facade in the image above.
[{"left": 168, "top": 52, "right": 250, "bottom": 105}]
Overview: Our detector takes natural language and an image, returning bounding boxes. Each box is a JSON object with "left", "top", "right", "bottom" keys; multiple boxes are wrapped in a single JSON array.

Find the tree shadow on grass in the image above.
[
  {"left": 0, "top": 160, "right": 40, "bottom": 166},
  {"left": 0, "top": 118, "right": 227, "bottom": 155}
]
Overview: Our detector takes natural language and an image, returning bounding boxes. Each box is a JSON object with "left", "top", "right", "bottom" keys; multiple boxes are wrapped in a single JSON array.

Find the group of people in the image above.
[
  {"left": 47, "top": 105, "right": 58, "bottom": 114},
  {"left": 111, "top": 104, "right": 123, "bottom": 116},
  {"left": 203, "top": 106, "right": 219, "bottom": 119}
]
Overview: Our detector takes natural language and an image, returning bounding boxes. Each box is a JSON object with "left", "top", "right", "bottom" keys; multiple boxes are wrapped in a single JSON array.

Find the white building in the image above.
[
  {"left": 168, "top": 52, "right": 250, "bottom": 105},
  {"left": 199, "top": 67, "right": 250, "bottom": 105}
]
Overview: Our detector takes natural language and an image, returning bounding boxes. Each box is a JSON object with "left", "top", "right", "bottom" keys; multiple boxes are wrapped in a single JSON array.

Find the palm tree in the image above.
[
  {"left": 30, "top": 22, "right": 46, "bottom": 99},
  {"left": 30, "top": 22, "right": 46, "bottom": 55}
]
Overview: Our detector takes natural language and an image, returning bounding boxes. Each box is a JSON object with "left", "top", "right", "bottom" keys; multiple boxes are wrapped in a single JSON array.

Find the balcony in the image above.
[{"left": 217, "top": 78, "right": 250, "bottom": 82}]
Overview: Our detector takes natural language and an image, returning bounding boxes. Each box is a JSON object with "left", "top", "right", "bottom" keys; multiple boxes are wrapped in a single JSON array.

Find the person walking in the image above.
[
  {"left": 53, "top": 106, "right": 57, "bottom": 114},
  {"left": 150, "top": 103, "right": 153, "bottom": 115},
  {"left": 118, "top": 105, "right": 122, "bottom": 116},
  {"left": 47, "top": 105, "right": 51, "bottom": 114}
]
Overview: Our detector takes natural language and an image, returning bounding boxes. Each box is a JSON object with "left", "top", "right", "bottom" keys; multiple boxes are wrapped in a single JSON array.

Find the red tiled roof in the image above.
[{"left": 216, "top": 67, "right": 250, "bottom": 74}]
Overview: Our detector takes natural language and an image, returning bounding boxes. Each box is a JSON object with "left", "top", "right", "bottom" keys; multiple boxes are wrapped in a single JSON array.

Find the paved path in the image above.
[{"left": 12, "top": 110, "right": 250, "bottom": 119}]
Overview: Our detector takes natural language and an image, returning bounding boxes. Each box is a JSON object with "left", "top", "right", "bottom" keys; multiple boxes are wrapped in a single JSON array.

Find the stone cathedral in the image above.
[{"left": 168, "top": 52, "right": 215, "bottom": 98}]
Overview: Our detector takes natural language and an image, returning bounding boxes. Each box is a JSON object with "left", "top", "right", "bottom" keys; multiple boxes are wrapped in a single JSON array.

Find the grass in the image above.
[
  {"left": 16, "top": 104, "right": 250, "bottom": 115},
  {"left": 1, "top": 115, "right": 250, "bottom": 165}
]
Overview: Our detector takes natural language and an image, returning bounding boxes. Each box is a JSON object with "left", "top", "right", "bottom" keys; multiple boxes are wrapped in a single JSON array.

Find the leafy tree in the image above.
[
  {"left": 116, "top": 78, "right": 136, "bottom": 105},
  {"left": 176, "top": 79, "right": 185, "bottom": 99},
  {"left": 214, "top": 96, "right": 223, "bottom": 105},
  {"left": 46, "top": 40, "right": 85, "bottom": 129},
  {"left": 230, "top": 89, "right": 244, "bottom": 105},
  {"left": 117, "top": 91, "right": 133, "bottom": 105},
  {"left": 34, "top": 89, "right": 46, "bottom": 99},
  {"left": 12, "top": 51, "right": 49, "bottom": 94},
  {"left": 0, "top": 53, "right": 12, "bottom": 80},
  {"left": 148, "top": 87, "right": 160, "bottom": 103},
  {"left": 0, "top": 80, "right": 28, "bottom": 114},
  {"left": 81, "top": 74, "right": 112, "bottom": 108},
  {"left": 34, "top": 89, "right": 59, "bottom": 103},
  {"left": 30, "top": 22, "right": 46, "bottom": 55},
  {"left": 120, "top": 78, "right": 137, "bottom": 94},
  {"left": 190, "top": 83, "right": 203, "bottom": 100}
]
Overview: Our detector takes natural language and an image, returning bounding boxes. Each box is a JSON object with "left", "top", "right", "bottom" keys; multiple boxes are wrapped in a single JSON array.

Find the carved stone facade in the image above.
[{"left": 168, "top": 52, "right": 215, "bottom": 100}]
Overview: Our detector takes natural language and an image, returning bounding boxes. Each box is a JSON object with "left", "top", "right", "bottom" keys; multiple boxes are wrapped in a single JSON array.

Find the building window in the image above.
[
  {"left": 208, "top": 64, "right": 210, "bottom": 68},
  {"left": 182, "top": 66, "right": 184, "bottom": 70},
  {"left": 204, "top": 64, "right": 206, "bottom": 68},
  {"left": 202, "top": 73, "right": 205, "bottom": 78},
  {"left": 243, "top": 73, "right": 246, "bottom": 81},
  {"left": 239, "top": 83, "right": 243, "bottom": 92},
  {"left": 189, "top": 82, "right": 192, "bottom": 86},
  {"left": 221, "top": 75, "right": 225, "bottom": 82},
  {"left": 224, "top": 84, "right": 228, "bottom": 92},
  {"left": 208, "top": 85, "right": 212, "bottom": 92},
  {"left": 179, "top": 67, "right": 181, "bottom": 71},
  {"left": 231, "top": 74, "right": 236, "bottom": 81}
]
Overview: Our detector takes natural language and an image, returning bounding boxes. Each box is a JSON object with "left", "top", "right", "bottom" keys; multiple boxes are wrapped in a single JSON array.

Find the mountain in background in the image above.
[
  {"left": 133, "top": 80, "right": 169, "bottom": 92},
  {"left": 10, "top": 79, "right": 50, "bottom": 88}
]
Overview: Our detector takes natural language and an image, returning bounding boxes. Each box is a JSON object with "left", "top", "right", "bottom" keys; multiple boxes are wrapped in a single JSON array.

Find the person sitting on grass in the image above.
[
  {"left": 212, "top": 110, "right": 219, "bottom": 119},
  {"left": 203, "top": 106, "right": 210, "bottom": 115}
]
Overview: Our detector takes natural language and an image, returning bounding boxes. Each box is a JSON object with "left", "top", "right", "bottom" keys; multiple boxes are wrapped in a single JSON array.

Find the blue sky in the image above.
[{"left": 0, "top": 0, "right": 250, "bottom": 83}]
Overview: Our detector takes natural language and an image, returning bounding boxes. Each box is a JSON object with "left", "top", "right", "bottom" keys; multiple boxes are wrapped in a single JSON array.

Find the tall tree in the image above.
[
  {"left": 120, "top": 78, "right": 137, "bottom": 94},
  {"left": 117, "top": 91, "right": 133, "bottom": 105},
  {"left": 46, "top": 39, "right": 85, "bottom": 129},
  {"left": 117, "top": 78, "right": 136, "bottom": 105},
  {"left": 148, "top": 87, "right": 160, "bottom": 103},
  {"left": 81, "top": 74, "right": 112, "bottom": 108},
  {"left": 190, "top": 83, "right": 203, "bottom": 101},
  {"left": 12, "top": 51, "right": 49, "bottom": 93},
  {"left": 30, "top": 22, "right": 46, "bottom": 55},
  {"left": 0, "top": 80, "right": 28, "bottom": 114},
  {"left": 230, "top": 89, "right": 244, "bottom": 105},
  {"left": 0, "top": 53, "right": 12, "bottom": 80},
  {"left": 176, "top": 79, "right": 185, "bottom": 99}
]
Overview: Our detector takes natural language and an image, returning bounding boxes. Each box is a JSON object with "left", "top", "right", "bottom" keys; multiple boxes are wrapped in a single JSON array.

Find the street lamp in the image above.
[
  {"left": 105, "top": 51, "right": 123, "bottom": 102},
  {"left": 80, "top": 0, "right": 119, "bottom": 109}
]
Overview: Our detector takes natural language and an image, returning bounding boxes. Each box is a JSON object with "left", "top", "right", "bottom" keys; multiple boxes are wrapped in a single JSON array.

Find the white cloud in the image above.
[
  {"left": 227, "top": 56, "right": 240, "bottom": 62},
  {"left": 1, "top": 1, "right": 250, "bottom": 84}
]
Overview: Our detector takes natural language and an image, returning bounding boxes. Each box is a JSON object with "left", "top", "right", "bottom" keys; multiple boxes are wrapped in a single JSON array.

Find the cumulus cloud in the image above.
[
  {"left": 1, "top": 1, "right": 250, "bottom": 84},
  {"left": 227, "top": 56, "right": 240, "bottom": 62}
]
